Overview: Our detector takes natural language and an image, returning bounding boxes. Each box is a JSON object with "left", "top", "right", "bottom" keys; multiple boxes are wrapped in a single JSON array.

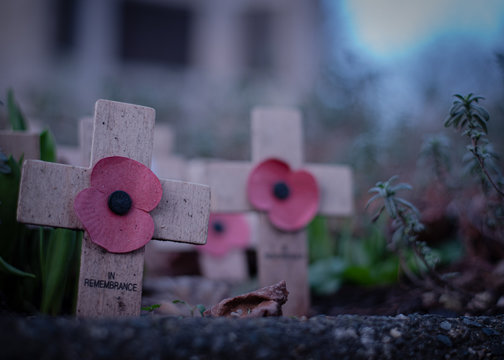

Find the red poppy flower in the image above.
[
  {"left": 74, "top": 156, "right": 163, "bottom": 253},
  {"left": 198, "top": 214, "right": 250, "bottom": 257},
  {"left": 247, "top": 158, "right": 319, "bottom": 231}
]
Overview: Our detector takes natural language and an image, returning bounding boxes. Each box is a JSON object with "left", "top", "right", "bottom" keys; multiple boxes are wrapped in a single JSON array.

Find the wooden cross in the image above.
[
  {"left": 144, "top": 124, "right": 193, "bottom": 276},
  {"left": 199, "top": 246, "right": 249, "bottom": 282},
  {"left": 187, "top": 160, "right": 255, "bottom": 283},
  {"left": 206, "top": 107, "right": 354, "bottom": 316},
  {"left": 0, "top": 131, "right": 40, "bottom": 161},
  {"left": 145, "top": 156, "right": 254, "bottom": 283},
  {"left": 17, "top": 100, "right": 211, "bottom": 317}
]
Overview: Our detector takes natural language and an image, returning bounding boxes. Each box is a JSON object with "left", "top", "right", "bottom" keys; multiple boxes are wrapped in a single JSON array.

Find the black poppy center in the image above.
[
  {"left": 108, "top": 190, "right": 132, "bottom": 216},
  {"left": 273, "top": 182, "right": 290, "bottom": 200},
  {"left": 212, "top": 221, "right": 225, "bottom": 234}
]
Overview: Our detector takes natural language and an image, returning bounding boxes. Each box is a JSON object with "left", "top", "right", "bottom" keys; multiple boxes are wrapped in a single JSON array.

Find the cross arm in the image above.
[
  {"left": 17, "top": 160, "right": 89, "bottom": 229},
  {"left": 152, "top": 179, "right": 210, "bottom": 244},
  {"left": 17, "top": 160, "right": 211, "bottom": 245},
  {"left": 252, "top": 107, "right": 303, "bottom": 168},
  {"left": 306, "top": 163, "right": 354, "bottom": 216},
  {"left": 205, "top": 161, "right": 253, "bottom": 212}
]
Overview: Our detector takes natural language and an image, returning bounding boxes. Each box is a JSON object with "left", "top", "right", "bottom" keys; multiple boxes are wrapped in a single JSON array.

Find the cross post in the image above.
[
  {"left": 144, "top": 124, "right": 191, "bottom": 276},
  {"left": 17, "top": 100, "right": 210, "bottom": 317},
  {"left": 188, "top": 160, "right": 252, "bottom": 283},
  {"left": 206, "top": 107, "right": 353, "bottom": 316}
]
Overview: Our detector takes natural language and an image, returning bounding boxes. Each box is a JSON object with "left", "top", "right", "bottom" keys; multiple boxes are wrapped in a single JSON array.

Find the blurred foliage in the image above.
[
  {"left": 462, "top": 143, "right": 503, "bottom": 192},
  {"left": 418, "top": 134, "right": 452, "bottom": 183},
  {"left": 308, "top": 215, "right": 460, "bottom": 296},
  {"left": 445, "top": 94, "right": 489, "bottom": 134},
  {"left": 443, "top": 93, "right": 504, "bottom": 242},
  {"left": 0, "top": 89, "right": 81, "bottom": 315},
  {"left": 366, "top": 176, "right": 439, "bottom": 283},
  {"left": 445, "top": 94, "right": 503, "bottom": 197},
  {"left": 308, "top": 219, "right": 400, "bottom": 296},
  {"left": 307, "top": 216, "right": 333, "bottom": 263},
  {"left": 6, "top": 89, "right": 27, "bottom": 131}
]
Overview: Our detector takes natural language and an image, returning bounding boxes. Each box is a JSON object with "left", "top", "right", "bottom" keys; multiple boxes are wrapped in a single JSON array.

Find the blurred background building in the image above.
[
  {"left": 1, "top": 0, "right": 503, "bottom": 168},
  {"left": 0, "top": 0, "right": 326, "bottom": 158}
]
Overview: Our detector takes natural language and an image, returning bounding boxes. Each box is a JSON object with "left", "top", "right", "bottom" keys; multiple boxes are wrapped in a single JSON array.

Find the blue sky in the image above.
[
  {"left": 339, "top": 0, "right": 504, "bottom": 62},
  {"left": 323, "top": 1, "right": 504, "bottom": 127}
]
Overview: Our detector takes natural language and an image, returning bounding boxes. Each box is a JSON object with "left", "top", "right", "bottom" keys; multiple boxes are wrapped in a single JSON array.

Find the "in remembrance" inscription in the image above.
[{"left": 83, "top": 272, "right": 139, "bottom": 292}]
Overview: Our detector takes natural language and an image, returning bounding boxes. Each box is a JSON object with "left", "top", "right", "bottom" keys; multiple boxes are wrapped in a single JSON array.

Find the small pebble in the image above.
[
  {"left": 463, "top": 318, "right": 482, "bottom": 328},
  {"left": 436, "top": 334, "right": 452, "bottom": 347},
  {"left": 390, "top": 328, "right": 402, "bottom": 338},
  {"left": 482, "top": 327, "right": 500, "bottom": 336},
  {"left": 439, "top": 321, "right": 452, "bottom": 331}
]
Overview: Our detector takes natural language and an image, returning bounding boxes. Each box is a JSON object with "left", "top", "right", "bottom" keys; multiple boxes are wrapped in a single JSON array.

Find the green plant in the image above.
[
  {"left": 444, "top": 93, "right": 503, "bottom": 197},
  {"left": 366, "top": 176, "right": 439, "bottom": 284},
  {"left": 0, "top": 150, "right": 11, "bottom": 174},
  {"left": 141, "top": 304, "right": 161, "bottom": 312},
  {"left": 336, "top": 221, "right": 401, "bottom": 286},
  {"left": 418, "top": 134, "right": 452, "bottom": 183},
  {"left": 308, "top": 218, "right": 401, "bottom": 295},
  {"left": 307, "top": 216, "right": 333, "bottom": 263},
  {"left": 0, "top": 89, "right": 81, "bottom": 315},
  {"left": 6, "top": 89, "right": 27, "bottom": 131},
  {"left": 0, "top": 245, "right": 35, "bottom": 279}
]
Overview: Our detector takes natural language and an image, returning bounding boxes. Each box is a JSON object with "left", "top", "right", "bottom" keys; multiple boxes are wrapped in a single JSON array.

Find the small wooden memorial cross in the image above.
[
  {"left": 206, "top": 107, "right": 354, "bottom": 316},
  {"left": 187, "top": 160, "right": 253, "bottom": 282},
  {"left": 17, "top": 100, "right": 211, "bottom": 317},
  {"left": 144, "top": 124, "right": 191, "bottom": 276}
]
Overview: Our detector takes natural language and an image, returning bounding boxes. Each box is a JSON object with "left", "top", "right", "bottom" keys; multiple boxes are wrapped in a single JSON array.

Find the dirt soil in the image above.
[{"left": 312, "top": 257, "right": 504, "bottom": 317}]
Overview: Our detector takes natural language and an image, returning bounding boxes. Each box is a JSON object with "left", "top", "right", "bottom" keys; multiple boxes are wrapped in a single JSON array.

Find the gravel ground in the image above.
[{"left": 1, "top": 314, "right": 504, "bottom": 359}]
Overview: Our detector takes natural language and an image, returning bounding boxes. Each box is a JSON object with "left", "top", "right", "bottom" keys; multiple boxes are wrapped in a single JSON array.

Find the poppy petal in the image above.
[
  {"left": 90, "top": 156, "right": 162, "bottom": 212},
  {"left": 269, "top": 170, "right": 319, "bottom": 231},
  {"left": 74, "top": 187, "right": 155, "bottom": 253},
  {"left": 247, "top": 159, "right": 290, "bottom": 210},
  {"left": 200, "top": 214, "right": 250, "bottom": 257}
]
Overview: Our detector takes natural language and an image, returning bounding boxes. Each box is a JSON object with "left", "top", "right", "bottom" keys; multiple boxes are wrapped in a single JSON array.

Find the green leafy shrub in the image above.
[
  {"left": 444, "top": 93, "right": 503, "bottom": 197},
  {"left": 308, "top": 217, "right": 401, "bottom": 295},
  {"left": 366, "top": 176, "right": 439, "bottom": 284},
  {"left": 418, "top": 134, "right": 452, "bottom": 183},
  {"left": 444, "top": 93, "right": 503, "bottom": 240}
]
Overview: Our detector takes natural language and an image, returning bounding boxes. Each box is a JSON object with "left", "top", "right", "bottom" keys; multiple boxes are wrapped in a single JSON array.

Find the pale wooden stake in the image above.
[
  {"left": 199, "top": 249, "right": 248, "bottom": 282},
  {"left": 206, "top": 107, "right": 354, "bottom": 316},
  {"left": 144, "top": 123, "right": 191, "bottom": 277},
  {"left": 0, "top": 131, "right": 40, "bottom": 161},
  {"left": 151, "top": 124, "right": 187, "bottom": 180},
  {"left": 57, "top": 117, "right": 93, "bottom": 166},
  {"left": 188, "top": 159, "right": 250, "bottom": 282},
  {"left": 17, "top": 100, "right": 210, "bottom": 317},
  {"left": 147, "top": 158, "right": 252, "bottom": 282},
  {"left": 79, "top": 116, "right": 94, "bottom": 167}
]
